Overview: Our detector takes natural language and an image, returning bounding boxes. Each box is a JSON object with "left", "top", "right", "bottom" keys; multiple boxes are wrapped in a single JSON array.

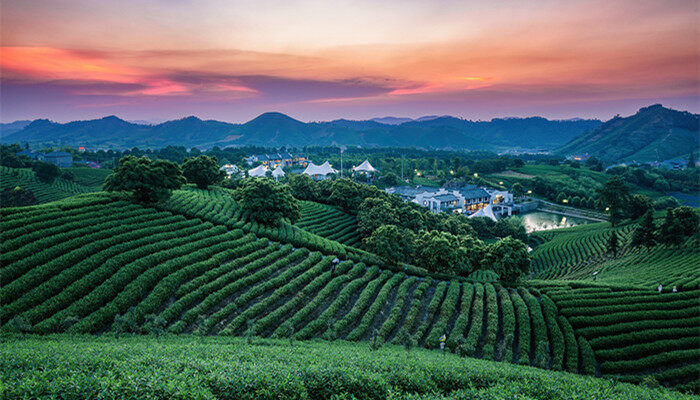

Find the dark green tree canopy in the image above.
[
  {"left": 288, "top": 174, "right": 320, "bottom": 201},
  {"left": 104, "top": 155, "right": 185, "bottom": 203},
  {"left": 234, "top": 178, "right": 300, "bottom": 225},
  {"left": 363, "top": 224, "right": 414, "bottom": 265},
  {"left": 412, "top": 230, "right": 472, "bottom": 276},
  {"left": 357, "top": 197, "right": 400, "bottom": 237},
  {"left": 597, "top": 176, "right": 631, "bottom": 226},
  {"left": 32, "top": 161, "right": 60, "bottom": 183},
  {"left": 482, "top": 237, "right": 531, "bottom": 286},
  {"left": 182, "top": 155, "right": 225, "bottom": 189},
  {"left": 630, "top": 209, "right": 656, "bottom": 249}
]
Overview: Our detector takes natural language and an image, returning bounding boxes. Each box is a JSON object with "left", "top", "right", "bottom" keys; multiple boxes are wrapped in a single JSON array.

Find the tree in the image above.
[
  {"left": 658, "top": 208, "right": 684, "bottom": 247},
  {"left": 627, "top": 194, "right": 653, "bottom": 220},
  {"left": 412, "top": 230, "right": 471, "bottom": 276},
  {"left": 630, "top": 210, "right": 656, "bottom": 249},
  {"left": 381, "top": 172, "right": 400, "bottom": 186},
  {"left": 287, "top": 174, "right": 319, "bottom": 201},
  {"left": 511, "top": 183, "right": 524, "bottom": 197},
  {"left": 235, "top": 178, "right": 300, "bottom": 225},
  {"left": 607, "top": 231, "right": 619, "bottom": 257},
  {"left": 671, "top": 206, "right": 699, "bottom": 237},
  {"left": 688, "top": 150, "right": 696, "bottom": 169},
  {"left": 357, "top": 197, "right": 399, "bottom": 237},
  {"left": 32, "top": 161, "right": 60, "bottom": 183},
  {"left": 597, "top": 176, "right": 630, "bottom": 227},
  {"left": 494, "top": 217, "right": 527, "bottom": 242},
  {"left": 182, "top": 155, "right": 225, "bottom": 189},
  {"left": 363, "top": 225, "right": 414, "bottom": 264},
  {"left": 0, "top": 186, "right": 37, "bottom": 208},
  {"left": 104, "top": 155, "right": 185, "bottom": 203},
  {"left": 482, "top": 237, "right": 530, "bottom": 286}
]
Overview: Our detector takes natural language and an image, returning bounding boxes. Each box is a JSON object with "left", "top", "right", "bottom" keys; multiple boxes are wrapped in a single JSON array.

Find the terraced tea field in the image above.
[
  {"left": 5, "top": 336, "right": 694, "bottom": 400},
  {"left": 1, "top": 190, "right": 698, "bottom": 394},
  {"left": 295, "top": 201, "right": 362, "bottom": 247},
  {"left": 537, "top": 283, "right": 700, "bottom": 393},
  {"left": 0, "top": 166, "right": 97, "bottom": 204}
]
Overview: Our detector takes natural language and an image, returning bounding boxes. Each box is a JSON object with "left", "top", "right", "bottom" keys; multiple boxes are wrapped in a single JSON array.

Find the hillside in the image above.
[
  {"left": 0, "top": 113, "right": 601, "bottom": 150},
  {"left": 1, "top": 189, "right": 698, "bottom": 393},
  {"left": 556, "top": 105, "right": 700, "bottom": 163},
  {"left": 0, "top": 166, "right": 105, "bottom": 205}
]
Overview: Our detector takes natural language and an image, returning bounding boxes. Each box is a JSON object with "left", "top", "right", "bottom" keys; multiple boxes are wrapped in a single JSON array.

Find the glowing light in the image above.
[
  {"left": 562, "top": 199, "right": 569, "bottom": 203},
  {"left": 473, "top": 173, "right": 478, "bottom": 178},
  {"left": 527, "top": 190, "right": 532, "bottom": 194}
]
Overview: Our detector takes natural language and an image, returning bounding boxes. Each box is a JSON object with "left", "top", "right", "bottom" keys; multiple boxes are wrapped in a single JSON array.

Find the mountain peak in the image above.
[{"left": 247, "top": 112, "right": 303, "bottom": 125}]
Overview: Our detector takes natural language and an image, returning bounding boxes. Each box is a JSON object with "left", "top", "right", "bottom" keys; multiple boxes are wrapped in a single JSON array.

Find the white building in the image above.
[
  {"left": 386, "top": 184, "right": 514, "bottom": 218},
  {"left": 248, "top": 164, "right": 269, "bottom": 177},
  {"left": 272, "top": 166, "right": 286, "bottom": 180},
  {"left": 221, "top": 164, "right": 241, "bottom": 178},
  {"left": 352, "top": 159, "right": 377, "bottom": 179},
  {"left": 302, "top": 161, "right": 337, "bottom": 180}
]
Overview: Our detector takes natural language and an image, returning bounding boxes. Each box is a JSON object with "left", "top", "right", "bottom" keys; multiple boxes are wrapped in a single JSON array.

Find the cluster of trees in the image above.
[
  {"left": 629, "top": 207, "right": 699, "bottom": 250},
  {"left": 287, "top": 175, "right": 530, "bottom": 283},
  {"left": 104, "top": 155, "right": 226, "bottom": 202},
  {"left": 606, "top": 163, "right": 698, "bottom": 194},
  {"left": 597, "top": 176, "right": 688, "bottom": 227}
]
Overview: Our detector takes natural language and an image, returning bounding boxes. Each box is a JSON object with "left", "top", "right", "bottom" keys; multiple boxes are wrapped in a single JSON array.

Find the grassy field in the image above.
[{"left": 1, "top": 335, "right": 695, "bottom": 400}]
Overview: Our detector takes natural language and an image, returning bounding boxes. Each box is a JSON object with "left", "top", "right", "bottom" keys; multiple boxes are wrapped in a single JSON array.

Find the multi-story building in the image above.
[
  {"left": 386, "top": 184, "right": 514, "bottom": 219},
  {"left": 245, "top": 153, "right": 308, "bottom": 169}
]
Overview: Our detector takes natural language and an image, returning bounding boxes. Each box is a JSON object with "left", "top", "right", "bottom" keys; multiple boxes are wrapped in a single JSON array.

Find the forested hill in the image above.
[
  {"left": 0, "top": 112, "right": 600, "bottom": 150},
  {"left": 556, "top": 105, "right": 700, "bottom": 163}
]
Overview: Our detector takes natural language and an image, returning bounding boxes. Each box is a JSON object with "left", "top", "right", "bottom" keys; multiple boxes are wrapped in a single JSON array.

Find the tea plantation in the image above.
[
  {"left": 4, "top": 336, "right": 696, "bottom": 400},
  {"left": 1, "top": 188, "right": 698, "bottom": 396}
]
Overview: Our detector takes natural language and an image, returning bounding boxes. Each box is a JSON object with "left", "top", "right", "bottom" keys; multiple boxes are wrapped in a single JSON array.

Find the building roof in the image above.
[
  {"left": 352, "top": 159, "right": 376, "bottom": 172},
  {"left": 248, "top": 164, "right": 269, "bottom": 177},
  {"left": 459, "top": 188, "right": 490, "bottom": 200},
  {"left": 45, "top": 151, "right": 72, "bottom": 157},
  {"left": 469, "top": 204, "right": 497, "bottom": 221},
  {"left": 272, "top": 166, "right": 286, "bottom": 178},
  {"left": 302, "top": 161, "right": 337, "bottom": 176},
  {"left": 433, "top": 194, "right": 459, "bottom": 202}
]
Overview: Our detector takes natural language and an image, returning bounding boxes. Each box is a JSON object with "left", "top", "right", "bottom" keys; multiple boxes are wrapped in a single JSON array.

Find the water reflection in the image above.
[{"left": 520, "top": 211, "right": 591, "bottom": 232}]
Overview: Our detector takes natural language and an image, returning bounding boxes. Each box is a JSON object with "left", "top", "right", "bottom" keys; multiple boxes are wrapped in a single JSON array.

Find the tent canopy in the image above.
[
  {"left": 272, "top": 166, "right": 286, "bottom": 178},
  {"left": 248, "top": 164, "right": 269, "bottom": 177},
  {"left": 468, "top": 204, "right": 497, "bottom": 221},
  {"left": 352, "top": 159, "right": 376, "bottom": 172},
  {"left": 302, "top": 161, "right": 337, "bottom": 176}
]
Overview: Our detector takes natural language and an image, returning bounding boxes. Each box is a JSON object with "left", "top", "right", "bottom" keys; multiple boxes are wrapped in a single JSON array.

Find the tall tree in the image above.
[
  {"left": 607, "top": 231, "right": 619, "bottom": 257},
  {"left": 630, "top": 210, "right": 656, "bottom": 249},
  {"left": 362, "top": 225, "right": 414, "bottom": 265},
  {"left": 597, "top": 176, "right": 630, "bottom": 227},
  {"left": 412, "top": 230, "right": 471, "bottom": 276},
  {"left": 104, "top": 155, "right": 184, "bottom": 203},
  {"left": 234, "top": 178, "right": 300, "bottom": 225},
  {"left": 32, "top": 161, "right": 60, "bottom": 183},
  {"left": 482, "top": 237, "right": 531, "bottom": 286},
  {"left": 688, "top": 150, "right": 696, "bottom": 169},
  {"left": 658, "top": 208, "right": 685, "bottom": 247},
  {"left": 182, "top": 155, "right": 225, "bottom": 189}
]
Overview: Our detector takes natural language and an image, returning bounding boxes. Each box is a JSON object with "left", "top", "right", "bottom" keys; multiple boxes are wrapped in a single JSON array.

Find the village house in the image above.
[
  {"left": 386, "top": 184, "right": 515, "bottom": 220},
  {"left": 245, "top": 153, "right": 308, "bottom": 169}
]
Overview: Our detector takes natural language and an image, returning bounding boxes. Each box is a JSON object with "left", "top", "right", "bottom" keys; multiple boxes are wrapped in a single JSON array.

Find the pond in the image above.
[{"left": 520, "top": 211, "right": 592, "bottom": 232}]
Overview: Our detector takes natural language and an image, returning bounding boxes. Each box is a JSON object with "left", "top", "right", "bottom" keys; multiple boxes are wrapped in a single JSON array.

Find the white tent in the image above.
[
  {"left": 248, "top": 165, "right": 269, "bottom": 177},
  {"left": 468, "top": 204, "right": 497, "bottom": 221},
  {"left": 352, "top": 159, "right": 376, "bottom": 173},
  {"left": 302, "top": 161, "right": 337, "bottom": 179},
  {"left": 272, "top": 166, "right": 286, "bottom": 179}
]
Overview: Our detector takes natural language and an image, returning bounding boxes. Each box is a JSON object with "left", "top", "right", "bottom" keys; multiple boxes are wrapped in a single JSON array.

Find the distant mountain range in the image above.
[
  {"left": 555, "top": 105, "right": 700, "bottom": 162},
  {"left": 0, "top": 112, "right": 602, "bottom": 151}
]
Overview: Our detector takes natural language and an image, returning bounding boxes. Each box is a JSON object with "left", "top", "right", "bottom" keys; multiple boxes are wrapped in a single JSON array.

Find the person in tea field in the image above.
[
  {"left": 439, "top": 334, "right": 446, "bottom": 351},
  {"left": 658, "top": 284, "right": 663, "bottom": 293}
]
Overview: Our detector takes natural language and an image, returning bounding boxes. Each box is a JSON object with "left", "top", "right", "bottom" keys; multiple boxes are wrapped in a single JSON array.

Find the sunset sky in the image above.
[{"left": 1, "top": 0, "right": 698, "bottom": 123}]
